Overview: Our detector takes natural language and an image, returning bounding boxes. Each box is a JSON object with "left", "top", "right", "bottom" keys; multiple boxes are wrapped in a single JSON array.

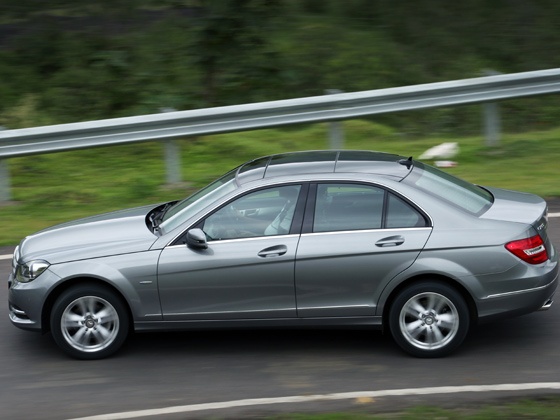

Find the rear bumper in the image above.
[{"left": 477, "top": 266, "right": 558, "bottom": 323}]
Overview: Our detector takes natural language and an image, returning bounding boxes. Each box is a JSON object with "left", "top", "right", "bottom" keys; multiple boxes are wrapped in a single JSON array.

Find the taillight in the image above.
[{"left": 505, "top": 235, "right": 548, "bottom": 264}]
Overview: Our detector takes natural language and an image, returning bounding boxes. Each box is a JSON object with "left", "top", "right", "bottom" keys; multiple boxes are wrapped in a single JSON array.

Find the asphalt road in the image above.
[{"left": 2, "top": 206, "right": 560, "bottom": 419}]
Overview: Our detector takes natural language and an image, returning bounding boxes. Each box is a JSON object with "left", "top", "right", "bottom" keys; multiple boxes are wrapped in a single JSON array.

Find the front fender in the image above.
[{"left": 48, "top": 250, "right": 162, "bottom": 322}]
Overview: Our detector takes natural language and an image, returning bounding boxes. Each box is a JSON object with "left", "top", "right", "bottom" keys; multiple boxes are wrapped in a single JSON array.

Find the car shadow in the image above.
[{"left": 124, "top": 328, "right": 392, "bottom": 357}]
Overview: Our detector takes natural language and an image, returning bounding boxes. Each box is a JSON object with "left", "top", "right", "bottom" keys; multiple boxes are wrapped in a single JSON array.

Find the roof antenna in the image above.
[{"left": 398, "top": 156, "right": 413, "bottom": 169}]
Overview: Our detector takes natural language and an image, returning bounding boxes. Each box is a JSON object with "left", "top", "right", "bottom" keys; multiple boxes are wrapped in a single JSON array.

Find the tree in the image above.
[{"left": 189, "top": 0, "right": 284, "bottom": 105}]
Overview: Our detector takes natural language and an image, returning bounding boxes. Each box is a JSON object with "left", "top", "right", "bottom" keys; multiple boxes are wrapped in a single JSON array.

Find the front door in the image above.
[{"left": 158, "top": 184, "right": 304, "bottom": 320}]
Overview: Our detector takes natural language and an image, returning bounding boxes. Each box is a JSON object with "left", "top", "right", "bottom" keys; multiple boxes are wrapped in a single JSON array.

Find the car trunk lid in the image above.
[{"left": 481, "top": 186, "right": 552, "bottom": 255}]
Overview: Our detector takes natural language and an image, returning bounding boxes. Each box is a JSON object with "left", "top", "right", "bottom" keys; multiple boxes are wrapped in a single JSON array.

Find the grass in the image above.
[
  {"left": 2, "top": 120, "right": 560, "bottom": 246},
  {"left": 268, "top": 396, "right": 560, "bottom": 418}
]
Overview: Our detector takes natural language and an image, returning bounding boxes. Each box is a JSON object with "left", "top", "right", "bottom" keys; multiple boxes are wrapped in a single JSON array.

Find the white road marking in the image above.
[
  {"left": 69, "top": 382, "right": 560, "bottom": 420},
  {"left": 549, "top": 212, "right": 560, "bottom": 218}
]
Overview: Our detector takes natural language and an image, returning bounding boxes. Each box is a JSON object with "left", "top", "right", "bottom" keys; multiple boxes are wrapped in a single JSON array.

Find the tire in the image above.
[
  {"left": 388, "top": 281, "right": 470, "bottom": 358},
  {"left": 50, "top": 284, "right": 130, "bottom": 360}
]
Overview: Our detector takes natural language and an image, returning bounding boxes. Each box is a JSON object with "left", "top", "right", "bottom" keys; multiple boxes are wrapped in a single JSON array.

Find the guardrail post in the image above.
[
  {"left": 483, "top": 70, "right": 502, "bottom": 147},
  {"left": 0, "top": 126, "right": 11, "bottom": 204},
  {"left": 0, "top": 158, "right": 11, "bottom": 203},
  {"left": 325, "top": 89, "right": 345, "bottom": 149},
  {"left": 160, "top": 108, "right": 182, "bottom": 184},
  {"left": 164, "top": 140, "right": 181, "bottom": 184}
]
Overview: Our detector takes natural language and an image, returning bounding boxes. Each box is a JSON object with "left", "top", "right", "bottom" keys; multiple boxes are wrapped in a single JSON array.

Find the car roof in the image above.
[{"left": 235, "top": 150, "right": 412, "bottom": 185}]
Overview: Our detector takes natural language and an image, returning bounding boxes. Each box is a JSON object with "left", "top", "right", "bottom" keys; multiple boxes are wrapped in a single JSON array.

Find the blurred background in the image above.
[
  {"left": 2, "top": 0, "right": 560, "bottom": 244},
  {"left": 2, "top": 0, "right": 560, "bottom": 134}
]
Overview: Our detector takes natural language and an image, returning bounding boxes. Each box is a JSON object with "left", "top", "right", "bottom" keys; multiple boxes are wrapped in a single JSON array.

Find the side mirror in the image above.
[{"left": 186, "top": 228, "right": 208, "bottom": 249}]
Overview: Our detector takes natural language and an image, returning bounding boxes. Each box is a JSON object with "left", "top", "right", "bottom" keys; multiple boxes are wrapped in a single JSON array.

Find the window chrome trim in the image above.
[
  {"left": 164, "top": 234, "right": 301, "bottom": 249},
  {"left": 301, "top": 227, "right": 432, "bottom": 238},
  {"left": 164, "top": 175, "right": 434, "bottom": 247}
]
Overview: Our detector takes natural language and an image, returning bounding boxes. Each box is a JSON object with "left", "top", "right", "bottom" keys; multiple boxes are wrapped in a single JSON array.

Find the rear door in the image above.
[{"left": 295, "top": 182, "right": 432, "bottom": 317}]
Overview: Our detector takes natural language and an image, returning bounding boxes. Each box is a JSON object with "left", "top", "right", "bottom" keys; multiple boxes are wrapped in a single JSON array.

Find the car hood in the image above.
[
  {"left": 19, "top": 205, "right": 159, "bottom": 264},
  {"left": 481, "top": 187, "right": 546, "bottom": 226}
]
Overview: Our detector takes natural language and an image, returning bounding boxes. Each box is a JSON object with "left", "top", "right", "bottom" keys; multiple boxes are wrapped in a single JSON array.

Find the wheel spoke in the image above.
[
  {"left": 76, "top": 299, "right": 88, "bottom": 316},
  {"left": 433, "top": 297, "right": 447, "bottom": 313},
  {"left": 431, "top": 325, "right": 445, "bottom": 344},
  {"left": 96, "top": 307, "right": 117, "bottom": 323},
  {"left": 425, "top": 294, "right": 437, "bottom": 311},
  {"left": 62, "top": 313, "right": 83, "bottom": 328},
  {"left": 94, "top": 325, "right": 112, "bottom": 342},
  {"left": 66, "top": 312, "right": 83, "bottom": 322},
  {"left": 406, "top": 320, "right": 425, "bottom": 339},
  {"left": 437, "top": 313, "right": 456, "bottom": 329},
  {"left": 406, "top": 300, "right": 426, "bottom": 316},
  {"left": 72, "top": 326, "right": 88, "bottom": 345},
  {"left": 84, "top": 297, "right": 97, "bottom": 314}
]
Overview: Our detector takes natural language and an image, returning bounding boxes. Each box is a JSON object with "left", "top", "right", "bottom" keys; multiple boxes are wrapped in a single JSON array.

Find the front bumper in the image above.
[{"left": 8, "top": 268, "right": 61, "bottom": 333}]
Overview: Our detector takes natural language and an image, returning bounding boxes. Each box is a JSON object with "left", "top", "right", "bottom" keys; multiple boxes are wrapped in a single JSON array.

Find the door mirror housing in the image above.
[{"left": 186, "top": 228, "right": 208, "bottom": 249}]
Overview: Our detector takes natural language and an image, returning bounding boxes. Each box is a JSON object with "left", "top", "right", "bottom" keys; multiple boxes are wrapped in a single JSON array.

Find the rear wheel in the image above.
[
  {"left": 50, "top": 284, "right": 129, "bottom": 360},
  {"left": 389, "top": 281, "right": 470, "bottom": 357}
]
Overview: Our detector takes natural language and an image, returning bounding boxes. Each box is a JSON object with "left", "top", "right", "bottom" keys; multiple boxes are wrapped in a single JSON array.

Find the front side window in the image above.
[
  {"left": 160, "top": 169, "right": 238, "bottom": 232},
  {"left": 203, "top": 185, "right": 301, "bottom": 240}
]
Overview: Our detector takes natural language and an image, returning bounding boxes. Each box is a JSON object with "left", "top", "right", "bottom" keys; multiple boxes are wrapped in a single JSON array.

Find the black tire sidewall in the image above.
[
  {"left": 50, "top": 284, "right": 129, "bottom": 360},
  {"left": 389, "top": 281, "right": 470, "bottom": 358}
]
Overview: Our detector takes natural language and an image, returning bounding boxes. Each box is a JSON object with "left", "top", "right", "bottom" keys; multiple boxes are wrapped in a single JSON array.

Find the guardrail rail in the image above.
[{"left": 2, "top": 68, "right": 560, "bottom": 202}]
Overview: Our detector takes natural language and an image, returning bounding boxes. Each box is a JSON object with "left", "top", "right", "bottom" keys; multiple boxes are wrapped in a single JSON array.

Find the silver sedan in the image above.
[{"left": 8, "top": 151, "right": 558, "bottom": 359}]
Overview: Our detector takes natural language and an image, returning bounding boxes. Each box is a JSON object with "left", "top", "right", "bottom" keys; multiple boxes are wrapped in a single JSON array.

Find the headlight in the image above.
[
  {"left": 15, "top": 260, "right": 50, "bottom": 283},
  {"left": 11, "top": 246, "right": 19, "bottom": 272}
]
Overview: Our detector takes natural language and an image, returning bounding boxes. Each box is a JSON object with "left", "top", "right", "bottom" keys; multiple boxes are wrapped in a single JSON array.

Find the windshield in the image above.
[
  {"left": 160, "top": 169, "right": 238, "bottom": 232},
  {"left": 404, "top": 162, "right": 493, "bottom": 215}
]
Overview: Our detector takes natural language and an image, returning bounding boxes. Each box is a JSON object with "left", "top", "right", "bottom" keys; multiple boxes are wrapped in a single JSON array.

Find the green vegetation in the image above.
[
  {"left": 1, "top": 1, "right": 560, "bottom": 133},
  {"left": 270, "top": 396, "right": 560, "bottom": 419},
  {"left": 1, "top": 121, "right": 560, "bottom": 246},
  {"left": 2, "top": 2, "right": 560, "bottom": 246}
]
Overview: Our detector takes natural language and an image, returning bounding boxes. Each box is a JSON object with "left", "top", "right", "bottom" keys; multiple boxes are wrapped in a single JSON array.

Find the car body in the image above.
[{"left": 8, "top": 150, "right": 558, "bottom": 359}]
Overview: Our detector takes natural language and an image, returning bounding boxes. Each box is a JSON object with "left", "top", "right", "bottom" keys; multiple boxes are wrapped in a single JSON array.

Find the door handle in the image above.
[
  {"left": 258, "top": 245, "right": 288, "bottom": 258},
  {"left": 375, "top": 235, "right": 405, "bottom": 247}
]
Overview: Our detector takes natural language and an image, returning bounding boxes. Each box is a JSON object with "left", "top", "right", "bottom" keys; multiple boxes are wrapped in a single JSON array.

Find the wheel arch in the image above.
[{"left": 41, "top": 277, "right": 133, "bottom": 334}]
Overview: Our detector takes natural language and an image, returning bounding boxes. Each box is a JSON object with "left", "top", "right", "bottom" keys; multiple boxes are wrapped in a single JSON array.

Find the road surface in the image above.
[{"left": 1, "top": 202, "right": 560, "bottom": 419}]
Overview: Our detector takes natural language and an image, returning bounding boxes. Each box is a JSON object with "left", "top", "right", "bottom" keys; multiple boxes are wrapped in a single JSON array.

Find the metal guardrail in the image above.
[
  {"left": 1, "top": 68, "right": 560, "bottom": 202},
  {"left": 2, "top": 68, "right": 560, "bottom": 158}
]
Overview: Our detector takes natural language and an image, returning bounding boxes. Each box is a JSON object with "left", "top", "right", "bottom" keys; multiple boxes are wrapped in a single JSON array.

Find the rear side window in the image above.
[
  {"left": 404, "top": 162, "right": 493, "bottom": 215},
  {"left": 311, "top": 183, "right": 428, "bottom": 233},
  {"left": 386, "top": 193, "right": 427, "bottom": 228},
  {"left": 314, "top": 184, "right": 383, "bottom": 232}
]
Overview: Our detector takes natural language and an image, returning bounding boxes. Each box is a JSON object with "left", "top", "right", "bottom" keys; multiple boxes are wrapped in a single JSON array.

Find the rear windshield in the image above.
[{"left": 403, "top": 162, "right": 493, "bottom": 215}]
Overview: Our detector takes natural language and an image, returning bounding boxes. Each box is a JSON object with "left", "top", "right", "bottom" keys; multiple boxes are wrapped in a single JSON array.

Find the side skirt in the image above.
[{"left": 133, "top": 316, "right": 383, "bottom": 332}]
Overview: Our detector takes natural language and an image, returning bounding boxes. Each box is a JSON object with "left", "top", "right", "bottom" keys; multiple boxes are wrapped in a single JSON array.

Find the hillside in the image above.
[{"left": 1, "top": 1, "right": 560, "bottom": 135}]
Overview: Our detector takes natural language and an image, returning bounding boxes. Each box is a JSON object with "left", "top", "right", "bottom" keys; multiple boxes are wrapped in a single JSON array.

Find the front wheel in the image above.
[
  {"left": 389, "top": 281, "right": 470, "bottom": 358},
  {"left": 50, "top": 284, "right": 130, "bottom": 360}
]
